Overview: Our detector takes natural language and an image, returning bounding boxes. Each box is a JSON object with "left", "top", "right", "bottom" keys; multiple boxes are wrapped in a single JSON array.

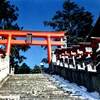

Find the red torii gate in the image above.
[{"left": 0, "top": 30, "right": 65, "bottom": 63}]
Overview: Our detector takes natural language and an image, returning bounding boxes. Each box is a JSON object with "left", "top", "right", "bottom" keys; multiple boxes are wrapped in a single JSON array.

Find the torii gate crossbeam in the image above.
[{"left": 0, "top": 30, "right": 65, "bottom": 63}]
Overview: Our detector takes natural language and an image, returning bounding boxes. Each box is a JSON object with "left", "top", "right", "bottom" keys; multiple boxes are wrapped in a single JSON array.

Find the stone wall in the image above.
[
  {"left": 49, "top": 64, "right": 100, "bottom": 93},
  {"left": 50, "top": 40, "right": 100, "bottom": 93},
  {"left": 0, "top": 56, "right": 9, "bottom": 82}
]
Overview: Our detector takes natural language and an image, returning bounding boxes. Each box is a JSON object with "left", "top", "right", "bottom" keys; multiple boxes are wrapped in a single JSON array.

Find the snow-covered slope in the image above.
[{"left": 49, "top": 75, "right": 100, "bottom": 100}]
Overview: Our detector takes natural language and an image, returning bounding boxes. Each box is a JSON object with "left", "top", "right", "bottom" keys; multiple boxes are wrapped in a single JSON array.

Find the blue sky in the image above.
[{"left": 10, "top": 0, "right": 100, "bottom": 68}]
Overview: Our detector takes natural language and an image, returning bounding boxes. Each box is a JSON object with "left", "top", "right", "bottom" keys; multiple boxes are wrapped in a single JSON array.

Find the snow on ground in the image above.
[{"left": 49, "top": 75, "right": 100, "bottom": 100}]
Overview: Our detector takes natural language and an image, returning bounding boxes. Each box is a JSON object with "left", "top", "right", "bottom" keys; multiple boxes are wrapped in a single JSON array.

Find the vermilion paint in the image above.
[{"left": 0, "top": 30, "right": 65, "bottom": 63}]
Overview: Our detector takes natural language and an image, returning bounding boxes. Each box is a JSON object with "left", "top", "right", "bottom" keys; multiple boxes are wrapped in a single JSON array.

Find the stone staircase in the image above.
[{"left": 0, "top": 74, "right": 83, "bottom": 100}]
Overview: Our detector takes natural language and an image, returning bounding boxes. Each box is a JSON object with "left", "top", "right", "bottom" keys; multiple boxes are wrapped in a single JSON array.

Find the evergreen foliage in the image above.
[
  {"left": 44, "top": 0, "right": 93, "bottom": 45},
  {"left": 0, "top": 0, "right": 30, "bottom": 73}
]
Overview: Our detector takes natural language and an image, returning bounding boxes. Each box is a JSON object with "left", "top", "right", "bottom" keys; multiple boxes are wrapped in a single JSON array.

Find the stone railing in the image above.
[{"left": 0, "top": 56, "right": 9, "bottom": 82}]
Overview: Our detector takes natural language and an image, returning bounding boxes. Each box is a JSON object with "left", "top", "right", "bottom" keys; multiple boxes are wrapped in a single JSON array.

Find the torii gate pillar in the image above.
[
  {"left": 47, "top": 36, "right": 52, "bottom": 63},
  {"left": 6, "top": 34, "right": 12, "bottom": 56}
]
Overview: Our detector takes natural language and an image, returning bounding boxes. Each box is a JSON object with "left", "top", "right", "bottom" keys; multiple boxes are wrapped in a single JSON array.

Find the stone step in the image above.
[{"left": 0, "top": 74, "right": 84, "bottom": 100}]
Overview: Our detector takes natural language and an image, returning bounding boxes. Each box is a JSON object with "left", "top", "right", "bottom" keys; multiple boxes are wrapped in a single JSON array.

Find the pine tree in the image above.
[
  {"left": 44, "top": 0, "right": 93, "bottom": 45},
  {"left": 0, "top": 0, "right": 30, "bottom": 73}
]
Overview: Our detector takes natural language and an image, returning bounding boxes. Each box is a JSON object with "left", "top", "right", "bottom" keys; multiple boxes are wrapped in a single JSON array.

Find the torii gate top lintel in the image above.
[
  {"left": 0, "top": 30, "right": 64, "bottom": 37},
  {"left": 0, "top": 30, "right": 65, "bottom": 64}
]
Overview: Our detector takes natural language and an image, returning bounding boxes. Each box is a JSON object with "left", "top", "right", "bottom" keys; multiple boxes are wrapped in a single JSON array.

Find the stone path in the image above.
[{"left": 0, "top": 74, "right": 84, "bottom": 100}]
